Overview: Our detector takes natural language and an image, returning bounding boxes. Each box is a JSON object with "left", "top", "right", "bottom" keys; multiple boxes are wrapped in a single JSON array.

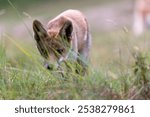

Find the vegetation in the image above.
[{"left": 0, "top": 0, "right": 150, "bottom": 99}]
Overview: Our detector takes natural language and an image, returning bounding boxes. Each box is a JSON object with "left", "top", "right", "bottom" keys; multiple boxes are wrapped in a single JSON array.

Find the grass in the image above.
[
  {"left": 0, "top": 0, "right": 150, "bottom": 100},
  {"left": 1, "top": 31, "right": 150, "bottom": 100}
]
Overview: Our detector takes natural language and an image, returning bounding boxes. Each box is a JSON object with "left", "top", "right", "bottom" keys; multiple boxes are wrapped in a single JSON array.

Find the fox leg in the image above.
[{"left": 77, "top": 33, "right": 91, "bottom": 75}]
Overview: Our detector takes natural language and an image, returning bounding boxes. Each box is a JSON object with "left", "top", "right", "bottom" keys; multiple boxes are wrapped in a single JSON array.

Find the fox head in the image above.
[{"left": 32, "top": 18, "right": 73, "bottom": 68}]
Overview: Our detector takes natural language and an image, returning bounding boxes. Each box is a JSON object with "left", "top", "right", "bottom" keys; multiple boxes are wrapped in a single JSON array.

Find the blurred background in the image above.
[
  {"left": 0, "top": 0, "right": 147, "bottom": 69},
  {"left": 0, "top": 0, "right": 133, "bottom": 35}
]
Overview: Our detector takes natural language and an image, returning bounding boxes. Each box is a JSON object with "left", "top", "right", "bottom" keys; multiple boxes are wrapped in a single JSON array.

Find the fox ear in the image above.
[
  {"left": 33, "top": 20, "right": 48, "bottom": 41},
  {"left": 59, "top": 19, "right": 73, "bottom": 42},
  {"left": 33, "top": 20, "right": 49, "bottom": 59}
]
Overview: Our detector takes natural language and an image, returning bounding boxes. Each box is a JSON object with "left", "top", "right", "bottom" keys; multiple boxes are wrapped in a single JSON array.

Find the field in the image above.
[{"left": 0, "top": 0, "right": 150, "bottom": 99}]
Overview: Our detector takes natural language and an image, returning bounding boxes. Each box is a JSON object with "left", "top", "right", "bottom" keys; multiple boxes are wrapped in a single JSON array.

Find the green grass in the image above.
[
  {"left": 1, "top": 31, "right": 150, "bottom": 100},
  {"left": 0, "top": 0, "right": 150, "bottom": 100}
]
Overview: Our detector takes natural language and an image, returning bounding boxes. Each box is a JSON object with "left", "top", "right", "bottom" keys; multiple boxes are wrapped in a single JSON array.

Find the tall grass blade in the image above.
[
  {"left": 7, "top": 0, "right": 33, "bottom": 37},
  {"left": 4, "top": 33, "right": 32, "bottom": 58}
]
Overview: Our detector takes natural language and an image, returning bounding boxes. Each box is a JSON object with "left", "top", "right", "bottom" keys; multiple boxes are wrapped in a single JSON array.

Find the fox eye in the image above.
[{"left": 56, "top": 48, "right": 64, "bottom": 54}]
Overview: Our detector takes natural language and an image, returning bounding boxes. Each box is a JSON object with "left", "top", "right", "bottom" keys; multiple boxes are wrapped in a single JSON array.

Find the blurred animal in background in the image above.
[
  {"left": 133, "top": 0, "right": 150, "bottom": 36},
  {"left": 32, "top": 9, "right": 91, "bottom": 75}
]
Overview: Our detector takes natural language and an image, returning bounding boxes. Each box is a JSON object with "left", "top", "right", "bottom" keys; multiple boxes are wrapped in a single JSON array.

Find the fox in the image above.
[
  {"left": 133, "top": 0, "right": 150, "bottom": 36},
  {"left": 32, "top": 9, "right": 92, "bottom": 75}
]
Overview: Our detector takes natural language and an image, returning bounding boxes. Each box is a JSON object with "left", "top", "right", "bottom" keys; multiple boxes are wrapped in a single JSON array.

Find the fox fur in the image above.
[{"left": 33, "top": 9, "right": 92, "bottom": 75}]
